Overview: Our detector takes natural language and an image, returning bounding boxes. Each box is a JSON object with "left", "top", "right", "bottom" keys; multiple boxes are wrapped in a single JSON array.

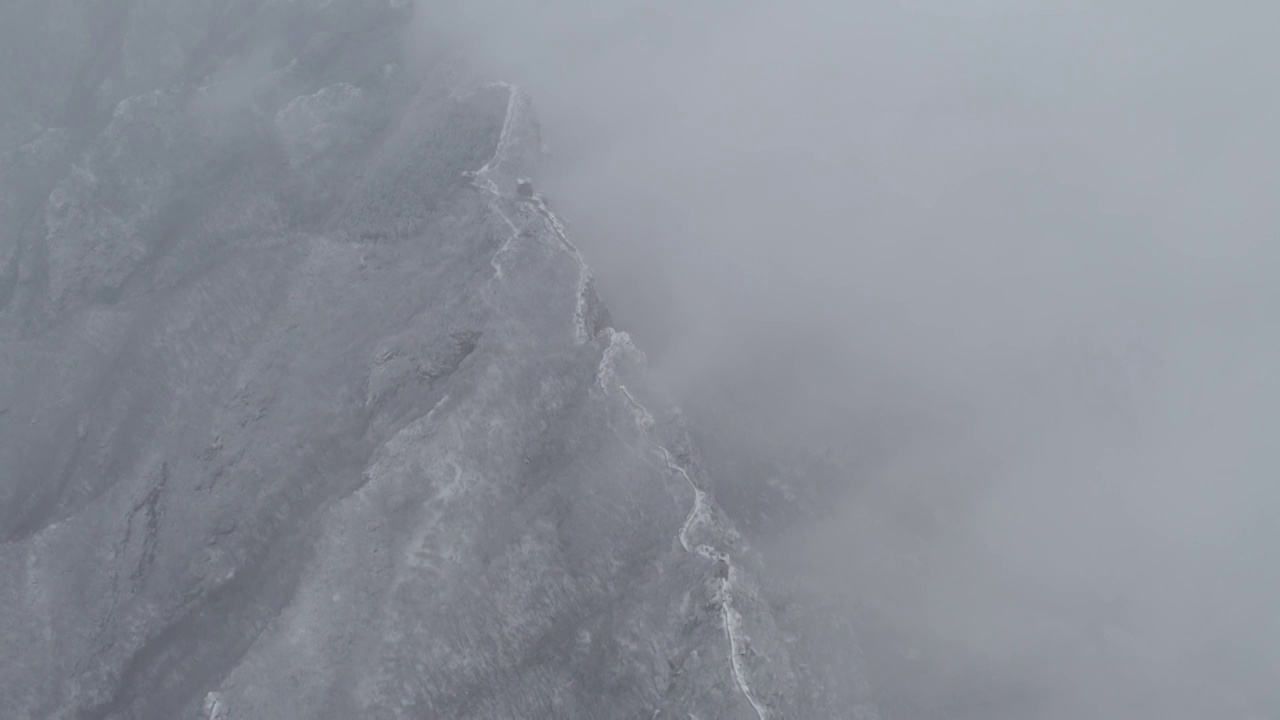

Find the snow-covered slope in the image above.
[{"left": 0, "top": 4, "right": 872, "bottom": 718}]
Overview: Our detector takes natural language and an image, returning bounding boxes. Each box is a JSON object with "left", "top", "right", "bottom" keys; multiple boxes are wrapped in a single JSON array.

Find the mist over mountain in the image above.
[{"left": 2, "top": 2, "right": 1277, "bottom": 719}]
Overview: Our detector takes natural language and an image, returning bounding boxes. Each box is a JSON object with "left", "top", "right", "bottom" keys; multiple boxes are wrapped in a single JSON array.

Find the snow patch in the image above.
[
  {"left": 595, "top": 329, "right": 646, "bottom": 393},
  {"left": 203, "top": 691, "right": 228, "bottom": 720}
]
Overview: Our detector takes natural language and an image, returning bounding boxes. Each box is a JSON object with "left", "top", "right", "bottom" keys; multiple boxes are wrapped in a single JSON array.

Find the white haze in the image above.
[{"left": 410, "top": 1, "right": 1279, "bottom": 716}]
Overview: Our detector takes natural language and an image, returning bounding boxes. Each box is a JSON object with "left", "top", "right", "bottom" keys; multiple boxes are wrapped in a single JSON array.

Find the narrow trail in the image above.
[
  {"left": 202, "top": 691, "right": 227, "bottom": 720},
  {"left": 469, "top": 80, "right": 522, "bottom": 196},
  {"left": 469, "top": 83, "right": 768, "bottom": 718},
  {"left": 614, "top": 378, "right": 770, "bottom": 720},
  {"left": 465, "top": 82, "right": 595, "bottom": 344},
  {"left": 463, "top": 82, "right": 523, "bottom": 282},
  {"left": 529, "top": 196, "right": 594, "bottom": 344}
]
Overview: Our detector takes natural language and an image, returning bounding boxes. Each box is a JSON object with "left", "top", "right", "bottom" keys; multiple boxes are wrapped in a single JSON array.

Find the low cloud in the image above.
[{"left": 409, "top": 2, "right": 1280, "bottom": 715}]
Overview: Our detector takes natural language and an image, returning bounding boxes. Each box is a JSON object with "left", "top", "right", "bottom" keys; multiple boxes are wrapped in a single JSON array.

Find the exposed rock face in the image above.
[{"left": 0, "top": 3, "right": 872, "bottom": 719}]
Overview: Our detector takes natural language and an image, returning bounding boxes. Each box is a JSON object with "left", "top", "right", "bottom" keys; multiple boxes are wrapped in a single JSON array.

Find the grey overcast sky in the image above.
[{"left": 412, "top": 1, "right": 1278, "bottom": 716}]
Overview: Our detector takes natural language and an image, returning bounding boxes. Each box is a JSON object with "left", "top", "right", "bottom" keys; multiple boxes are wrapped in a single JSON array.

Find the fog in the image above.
[{"left": 409, "top": 1, "right": 1278, "bottom": 716}]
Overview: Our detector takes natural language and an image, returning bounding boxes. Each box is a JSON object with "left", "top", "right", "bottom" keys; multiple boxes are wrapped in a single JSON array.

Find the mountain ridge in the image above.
[{"left": 0, "top": 7, "right": 869, "bottom": 712}]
